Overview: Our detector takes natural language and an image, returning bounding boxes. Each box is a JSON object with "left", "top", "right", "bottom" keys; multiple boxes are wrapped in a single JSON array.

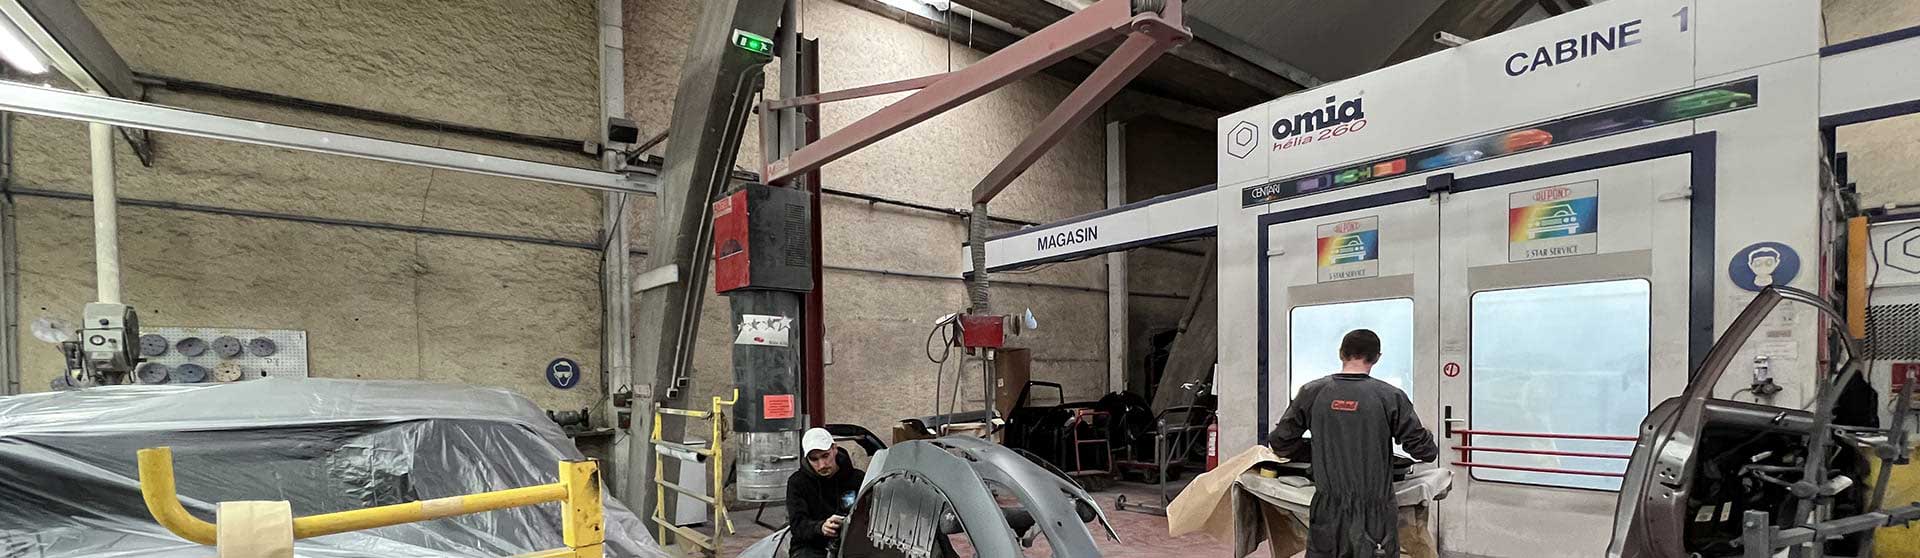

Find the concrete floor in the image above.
[{"left": 687, "top": 479, "right": 1259, "bottom": 557}]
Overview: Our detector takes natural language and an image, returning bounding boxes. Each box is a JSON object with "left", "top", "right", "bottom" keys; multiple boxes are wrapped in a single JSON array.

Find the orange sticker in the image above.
[{"left": 764, "top": 394, "right": 796, "bottom": 420}]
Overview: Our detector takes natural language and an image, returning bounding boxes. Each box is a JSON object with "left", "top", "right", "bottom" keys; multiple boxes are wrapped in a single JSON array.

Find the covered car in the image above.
[{"left": 0, "top": 377, "right": 666, "bottom": 557}]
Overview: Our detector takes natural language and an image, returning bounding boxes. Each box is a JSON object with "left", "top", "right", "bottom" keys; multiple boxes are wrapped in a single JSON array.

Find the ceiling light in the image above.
[{"left": 0, "top": 13, "right": 47, "bottom": 74}]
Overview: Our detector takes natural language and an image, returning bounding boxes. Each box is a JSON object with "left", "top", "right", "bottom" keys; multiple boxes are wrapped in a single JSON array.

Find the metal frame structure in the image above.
[
  {"left": 650, "top": 389, "right": 739, "bottom": 557},
  {"left": 1445, "top": 428, "right": 1636, "bottom": 479},
  {"left": 757, "top": 0, "right": 1190, "bottom": 206},
  {"left": 2, "top": 0, "right": 152, "bottom": 163},
  {"left": 137, "top": 446, "right": 608, "bottom": 558},
  {"left": 0, "top": 80, "right": 651, "bottom": 195},
  {"left": 1113, "top": 404, "right": 1214, "bottom": 516}
]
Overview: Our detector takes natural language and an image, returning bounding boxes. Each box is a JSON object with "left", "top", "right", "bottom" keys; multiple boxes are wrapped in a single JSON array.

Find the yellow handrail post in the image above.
[
  {"left": 713, "top": 389, "right": 740, "bottom": 542},
  {"left": 560, "top": 460, "right": 605, "bottom": 558},
  {"left": 651, "top": 404, "right": 668, "bottom": 546},
  {"left": 136, "top": 447, "right": 217, "bottom": 545},
  {"left": 137, "top": 446, "right": 605, "bottom": 557}
]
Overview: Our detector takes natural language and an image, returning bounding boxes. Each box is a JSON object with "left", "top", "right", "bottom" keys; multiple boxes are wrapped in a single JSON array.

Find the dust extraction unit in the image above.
[{"left": 713, "top": 182, "right": 814, "bottom": 502}]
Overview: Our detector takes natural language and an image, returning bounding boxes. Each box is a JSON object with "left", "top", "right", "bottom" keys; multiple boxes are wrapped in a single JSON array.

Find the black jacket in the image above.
[
  {"left": 786, "top": 451, "right": 863, "bottom": 558},
  {"left": 1269, "top": 373, "right": 1438, "bottom": 558}
]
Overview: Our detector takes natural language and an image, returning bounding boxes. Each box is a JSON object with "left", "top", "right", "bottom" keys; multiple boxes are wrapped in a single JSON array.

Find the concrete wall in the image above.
[
  {"left": 1121, "top": 116, "right": 1215, "bottom": 398},
  {"left": 621, "top": 0, "right": 1219, "bottom": 439},
  {"left": 1825, "top": 0, "right": 1920, "bottom": 206},
  {"left": 9, "top": 0, "right": 608, "bottom": 410}
]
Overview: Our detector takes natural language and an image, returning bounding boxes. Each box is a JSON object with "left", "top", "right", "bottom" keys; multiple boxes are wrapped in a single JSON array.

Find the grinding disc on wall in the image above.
[
  {"left": 176, "top": 337, "right": 208, "bottom": 357},
  {"left": 212, "top": 336, "right": 245, "bottom": 359},
  {"left": 139, "top": 334, "right": 170, "bottom": 357},
  {"left": 248, "top": 337, "right": 278, "bottom": 357},
  {"left": 136, "top": 363, "right": 172, "bottom": 384},
  {"left": 174, "top": 363, "right": 210, "bottom": 383},
  {"left": 214, "top": 362, "right": 245, "bottom": 383}
]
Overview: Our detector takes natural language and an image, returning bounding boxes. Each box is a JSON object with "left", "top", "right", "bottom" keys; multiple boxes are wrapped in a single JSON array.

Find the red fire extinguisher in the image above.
[{"left": 1206, "top": 419, "right": 1220, "bottom": 471}]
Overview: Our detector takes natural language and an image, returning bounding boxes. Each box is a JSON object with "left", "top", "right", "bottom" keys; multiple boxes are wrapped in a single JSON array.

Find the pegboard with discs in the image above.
[
  {"left": 142, "top": 327, "right": 309, "bottom": 380},
  {"left": 173, "top": 363, "right": 209, "bottom": 383},
  {"left": 175, "top": 337, "right": 208, "bottom": 357},
  {"left": 139, "top": 334, "right": 170, "bottom": 357},
  {"left": 213, "top": 362, "right": 245, "bottom": 383},
  {"left": 136, "top": 363, "right": 171, "bottom": 384},
  {"left": 211, "top": 336, "right": 245, "bottom": 359},
  {"left": 248, "top": 337, "right": 277, "bottom": 357}
]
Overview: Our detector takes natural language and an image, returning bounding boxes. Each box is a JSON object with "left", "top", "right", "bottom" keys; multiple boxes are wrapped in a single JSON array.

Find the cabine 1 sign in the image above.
[{"left": 1506, "top": 18, "right": 1645, "bottom": 77}]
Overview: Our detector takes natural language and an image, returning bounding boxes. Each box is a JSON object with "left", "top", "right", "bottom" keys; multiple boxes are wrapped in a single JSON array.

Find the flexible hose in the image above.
[
  {"left": 927, "top": 321, "right": 957, "bottom": 421},
  {"left": 969, "top": 203, "right": 990, "bottom": 314}
]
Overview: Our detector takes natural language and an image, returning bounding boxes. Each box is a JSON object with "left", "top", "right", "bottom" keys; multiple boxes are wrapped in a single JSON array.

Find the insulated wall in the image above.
[
  {"left": 1826, "top": 0, "right": 1920, "bottom": 206},
  {"left": 7, "top": 0, "right": 608, "bottom": 411}
]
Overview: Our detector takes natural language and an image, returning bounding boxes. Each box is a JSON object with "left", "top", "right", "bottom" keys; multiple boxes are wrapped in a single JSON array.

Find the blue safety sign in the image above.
[
  {"left": 546, "top": 358, "right": 581, "bottom": 389},
  {"left": 1728, "top": 242, "right": 1799, "bottom": 292}
]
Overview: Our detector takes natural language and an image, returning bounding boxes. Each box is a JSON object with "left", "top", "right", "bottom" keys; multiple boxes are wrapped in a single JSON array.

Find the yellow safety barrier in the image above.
[
  {"left": 651, "top": 389, "right": 738, "bottom": 557},
  {"left": 1872, "top": 447, "right": 1920, "bottom": 558},
  {"left": 137, "top": 446, "right": 605, "bottom": 558}
]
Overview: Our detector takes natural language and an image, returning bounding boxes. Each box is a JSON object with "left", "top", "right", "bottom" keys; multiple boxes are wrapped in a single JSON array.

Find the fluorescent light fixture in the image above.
[
  {"left": 0, "top": 13, "right": 46, "bottom": 74},
  {"left": 874, "top": 0, "right": 1024, "bottom": 38},
  {"left": 876, "top": 0, "right": 944, "bottom": 19}
]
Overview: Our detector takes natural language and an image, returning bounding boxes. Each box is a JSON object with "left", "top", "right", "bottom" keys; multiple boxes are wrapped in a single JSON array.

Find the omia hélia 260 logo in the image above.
[{"left": 1272, "top": 94, "right": 1367, "bottom": 152}]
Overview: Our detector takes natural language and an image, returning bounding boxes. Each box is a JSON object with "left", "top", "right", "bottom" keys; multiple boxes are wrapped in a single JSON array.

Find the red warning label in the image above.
[{"left": 764, "top": 394, "right": 796, "bottom": 420}]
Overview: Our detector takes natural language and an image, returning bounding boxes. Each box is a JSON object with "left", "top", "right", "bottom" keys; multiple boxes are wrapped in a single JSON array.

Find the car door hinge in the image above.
[{"left": 1659, "top": 188, "right": 1693, "bottom": 202}]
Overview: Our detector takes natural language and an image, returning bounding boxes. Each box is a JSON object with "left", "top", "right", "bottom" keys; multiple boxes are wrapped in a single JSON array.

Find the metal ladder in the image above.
[{"left": 651, "top": 389, "right": 738, "bottom": 556}]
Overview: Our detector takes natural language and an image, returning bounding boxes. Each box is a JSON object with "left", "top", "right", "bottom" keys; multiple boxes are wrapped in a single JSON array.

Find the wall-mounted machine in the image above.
[{"left": 61, "top": 302, "right": 138, "bottom": 386}]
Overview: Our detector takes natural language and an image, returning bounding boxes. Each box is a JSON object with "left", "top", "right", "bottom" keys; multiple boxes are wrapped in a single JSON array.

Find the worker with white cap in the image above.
[{"left": 785, "top": 427, "right": 863, "bottom": 558}]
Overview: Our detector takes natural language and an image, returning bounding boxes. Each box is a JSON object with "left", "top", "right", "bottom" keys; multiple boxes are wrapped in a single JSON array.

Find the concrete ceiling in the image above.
[
  {"left": 1184, "top": 0, "right": 1447, "bottom": 81},
  {"left": 856, "top": 0, "right": 1583, "bottom": 114}
]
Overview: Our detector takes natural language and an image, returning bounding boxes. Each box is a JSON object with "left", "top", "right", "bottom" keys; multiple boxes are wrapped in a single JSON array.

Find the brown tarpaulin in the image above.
[{"left": 1167, "top": 446, "right": 1443, "bottom": 558}]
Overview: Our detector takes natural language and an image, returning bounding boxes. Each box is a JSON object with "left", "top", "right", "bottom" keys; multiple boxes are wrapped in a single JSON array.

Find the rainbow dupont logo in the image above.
[
  {"left": 1508, "top": 181, "right": 1599, "bottom": 262},
  {"left": 1316, "top": 216, "right": 1380, "bottom": 283}
]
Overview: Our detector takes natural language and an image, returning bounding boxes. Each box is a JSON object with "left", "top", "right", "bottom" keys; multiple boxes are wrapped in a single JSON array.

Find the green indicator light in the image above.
[{"left": 732, "top": 30, "right": 773, "bottom": 56}]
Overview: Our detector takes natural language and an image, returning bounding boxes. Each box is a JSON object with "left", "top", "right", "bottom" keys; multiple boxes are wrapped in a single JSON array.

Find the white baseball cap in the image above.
[{"left": 802, "top": 427, "right": 835, "bottom": 454}]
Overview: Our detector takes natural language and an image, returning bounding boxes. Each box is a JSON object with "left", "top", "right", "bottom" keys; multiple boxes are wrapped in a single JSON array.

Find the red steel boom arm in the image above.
[{"left": 761, "top": 0, "right": 1189, "bottom": 204}]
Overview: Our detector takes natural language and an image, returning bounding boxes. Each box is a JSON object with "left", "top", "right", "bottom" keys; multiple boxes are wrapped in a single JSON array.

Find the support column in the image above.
[
  {"left": 1105, "top": 121, "right": 1127, "bottom": 394},
  {"left": 1, "top": 112, "right": 16, "bottom": 396},
  {"left": 596, "top": 0, "right": 632, "bottom": 497},
  {"left": 90, "top": 122, "right": 119, "bottom": 305},
  {"left": 624, "top": 0, "right": 784, "bottom": 522},
  {"left": 775, "top": 10, "right": 827, "bottom": 428}
]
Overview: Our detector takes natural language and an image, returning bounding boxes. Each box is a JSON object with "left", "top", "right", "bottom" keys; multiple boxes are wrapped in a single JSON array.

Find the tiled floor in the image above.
[{"left": 691, "top": 479, "right": 1265, "bottom": 557}]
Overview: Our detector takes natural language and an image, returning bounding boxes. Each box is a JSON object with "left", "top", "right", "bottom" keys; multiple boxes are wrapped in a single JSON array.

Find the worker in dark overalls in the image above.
[
  {"left": 1268, "top": 329, "right": 1440, "bottom": 558},
  {"left": 787, "top": 428, "right": 862, "bottom": 558}
]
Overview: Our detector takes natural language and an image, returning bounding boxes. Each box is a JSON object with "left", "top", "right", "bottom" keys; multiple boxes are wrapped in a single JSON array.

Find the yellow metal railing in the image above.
[
  {"left": 651, "top": 389, "right": 738, "bottom": 556},
  {"left": 137, "top": 446, "right": 605, "bottom": 558}
]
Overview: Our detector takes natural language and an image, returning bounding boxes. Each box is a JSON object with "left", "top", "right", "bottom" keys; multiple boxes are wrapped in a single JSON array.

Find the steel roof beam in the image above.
[
  {"left": 0, "top": 80, "right": 652, "bottom": 195},
  {"left": 764, "top": 0, "right": 1187, "bottom": 185}
]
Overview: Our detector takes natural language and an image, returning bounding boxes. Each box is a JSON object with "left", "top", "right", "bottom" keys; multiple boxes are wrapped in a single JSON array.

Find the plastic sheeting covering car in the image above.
[{"left": 0, "top": 378, "right": 667, "bottom": 558}]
